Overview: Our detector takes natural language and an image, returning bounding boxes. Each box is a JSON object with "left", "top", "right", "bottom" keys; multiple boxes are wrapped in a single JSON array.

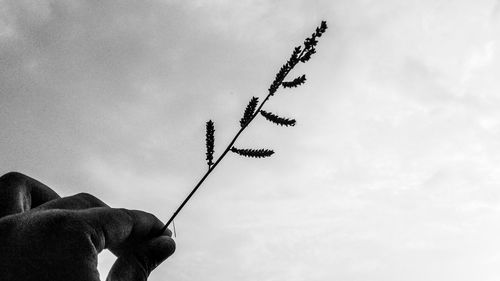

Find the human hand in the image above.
[{"left": 0, "top": 172, "right": 175, "bottom": 281}]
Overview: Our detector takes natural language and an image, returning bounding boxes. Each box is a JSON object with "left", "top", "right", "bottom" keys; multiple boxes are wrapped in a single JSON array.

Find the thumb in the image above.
[{"left": 106, "top": 235, "right": 175, "bottom": 281}]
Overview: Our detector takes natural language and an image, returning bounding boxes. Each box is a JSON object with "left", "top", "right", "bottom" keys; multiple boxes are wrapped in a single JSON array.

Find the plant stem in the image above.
[{"left": 158, "top": 50, "right": 305, "bottom": 236}]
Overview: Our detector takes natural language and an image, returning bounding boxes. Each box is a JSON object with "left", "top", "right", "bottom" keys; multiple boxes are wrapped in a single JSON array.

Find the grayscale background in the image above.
[{"left": 1, "top": 0, "right": 500, "bottom": 280}]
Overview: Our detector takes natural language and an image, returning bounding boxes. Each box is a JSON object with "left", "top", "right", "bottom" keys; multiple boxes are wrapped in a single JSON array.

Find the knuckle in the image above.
[
  {"left": 74, "top": 192, "right": 98, "bottom": 203},
  {"left": 0, "top": 171, "right": 27, "bottom": 185},
  {"left": 0, "top": 172, "right": 30, "bottom": 217},
  {"left": 116, "top": 208, "right": 135, "bottom": 224},
  {"left": 75, "top": 192, "right": 96, "bottom": 200},
  {"left": 73, "top": 192, "right": 107, "bottom": 208}
]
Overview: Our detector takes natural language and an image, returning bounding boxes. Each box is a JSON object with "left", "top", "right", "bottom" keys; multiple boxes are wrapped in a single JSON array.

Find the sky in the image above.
[{"left": 1, "top": 0, "right": 500, "bottom": 280}]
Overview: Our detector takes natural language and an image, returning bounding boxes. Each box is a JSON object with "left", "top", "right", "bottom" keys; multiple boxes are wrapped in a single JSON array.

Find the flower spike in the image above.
[
  {"left": 205, "top": 120, "right": 215, "bottom": 167},
  {"left": 282, "top": 75, "right": 306, "bottom": 88},
  {"left": 230, "top": 147, "right": 275, "bottom": 158},
  {"left": 240, "top": 97, "right": 259, "bottom": 127},
  {"left": 260, "top": 110, "right": 296, "bottom": 127}
]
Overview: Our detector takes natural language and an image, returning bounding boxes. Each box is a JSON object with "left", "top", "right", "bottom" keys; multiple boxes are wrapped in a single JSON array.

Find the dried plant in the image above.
[
  {"left": 240, "top": 96, "right": 259, "bottom": 127},
  {"left": 230, "top": 147, "right": 275, "bottom": 158},
  {"left": 205, "top": 120, "right": 215, "bottom": 168},
  {"left": 260, "top": 110, "right": 296, "bottom": 127},
  {"left": 159, "top": 21, "right": 328, "bottom": 235},
  {"left": 282, "top": 74, "right": 306, "bottom": 88}
]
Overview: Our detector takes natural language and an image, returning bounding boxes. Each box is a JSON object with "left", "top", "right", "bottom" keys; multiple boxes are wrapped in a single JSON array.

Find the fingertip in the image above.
[
  {"left": 141, "top": 236, "right": 176, "bottom": 271},
  {"left": 107, "top": 236, "right": 176, "bottom": 281},
  {"left": 153, "top": 236, "right": 176, "bottom": 259},
  {"left": 161, "top": 227, "right": 173, "bottom": 237}
]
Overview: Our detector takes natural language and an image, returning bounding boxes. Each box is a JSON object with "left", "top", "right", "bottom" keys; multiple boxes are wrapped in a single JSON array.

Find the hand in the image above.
[{"left": 0, "top": 172, "right": 175, "bottom": 281}]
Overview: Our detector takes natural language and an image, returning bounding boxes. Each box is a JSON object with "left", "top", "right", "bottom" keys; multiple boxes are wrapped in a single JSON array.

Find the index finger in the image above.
[{"left": 78, "top": 208, "right": 172, "bottom": 252}]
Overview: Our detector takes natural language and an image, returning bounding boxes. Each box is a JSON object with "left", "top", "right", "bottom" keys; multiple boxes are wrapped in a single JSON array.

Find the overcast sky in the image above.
[{"left": 2, "top": 0, "right": 500, "bottom": 280}]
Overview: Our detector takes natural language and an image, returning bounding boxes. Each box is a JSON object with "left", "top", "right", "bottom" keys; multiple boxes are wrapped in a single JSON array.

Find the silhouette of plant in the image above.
[
  {"left": 159, "top": 21, "right": 328, "bottom": 235},
  {"left": 260, "top": 110, "right": 296, "bottom": 127},
  {"left": 205, "top": 120, "right": 215, "bottom": 168},
  {"left": 230, "top": 147, "right": 275, "bottom": 158}
]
